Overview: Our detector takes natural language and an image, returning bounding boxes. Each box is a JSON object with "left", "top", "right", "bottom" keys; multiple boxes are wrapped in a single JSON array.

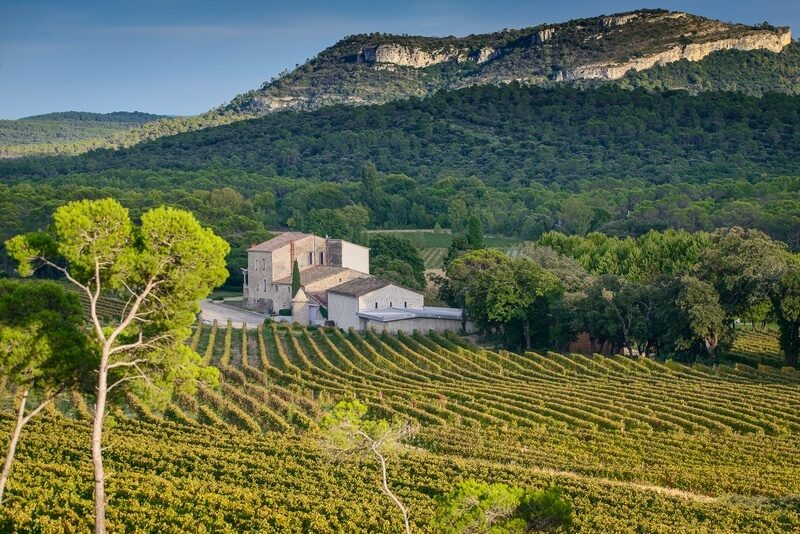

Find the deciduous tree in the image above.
[{"left": 676, "top": 275, "right": 726, "bottom": 357}]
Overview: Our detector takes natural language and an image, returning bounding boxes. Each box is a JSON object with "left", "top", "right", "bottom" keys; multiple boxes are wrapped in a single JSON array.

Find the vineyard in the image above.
[
  {"left": 420, "top": 247, "right": 447, "bottom": 269},
  {"left": 729, "top": 329, "right": 785, "bottom": 367},
  {"left": 1, "top": 323, "right": 799, "bottom": 532}
]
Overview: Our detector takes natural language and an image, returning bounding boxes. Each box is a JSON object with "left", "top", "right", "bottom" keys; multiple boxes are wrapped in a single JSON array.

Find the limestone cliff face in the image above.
[
  {"left": 358, "top": 43, "right": 498, "bottom": 68},
  {"left": 359, "top": 44, "right": 466, "bottom": 67},
  {"left": 601, "top": 13, "right": 643, "bottom": 27},
  {"left": 532, "top": 27, "right": 555, "bottom": 44},
  {"left": 560, "top": 28, "right": 792, "bottom": 81},
  {"left": 471, "top": 47, "right": 497, "bottom": 63}
]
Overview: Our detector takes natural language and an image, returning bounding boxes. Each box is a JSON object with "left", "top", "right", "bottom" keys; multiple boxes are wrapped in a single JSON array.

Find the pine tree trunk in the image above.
[
  {"left": 785, "top": 324, "right": 799, "bottom": 368},
  {"left": 0, "top": 389, "right": 29, "bottom": 504},
  {"left": 374, "top": 445, "right": 410, "bottom": 534},
  {"left": 790, "top": 322, "right": 799, "bottom": 368},
  {"left": 522, "top": 319, "right": 531, "bottom": 351},
  {"left": 92, "top": 350, "right": 109, "bottom": 534}
]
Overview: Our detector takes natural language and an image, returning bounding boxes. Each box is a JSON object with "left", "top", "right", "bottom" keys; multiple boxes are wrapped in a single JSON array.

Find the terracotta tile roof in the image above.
[
  {"left": 328, "top": 277, "right": 423, "bottom": 297},
  {"left": 273, "top": 266, "right": 353, "bottom": 285},
  {"left": 248, "top": 232, "right": 311, "bottom": 252}
]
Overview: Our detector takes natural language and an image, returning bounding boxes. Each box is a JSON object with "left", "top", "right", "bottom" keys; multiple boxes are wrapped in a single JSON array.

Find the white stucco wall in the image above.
[
  {"left": 358, "top": 285, "right": 424, "bottom": 311},
  {"left": 292, "top": 289, "right": 311, "bottom": 326},
  {"left": 340, "top": 241, "right": 370, "bottom": 275},
  {"left": 327, "top": 292, "right": 361, "bottom": 331}
]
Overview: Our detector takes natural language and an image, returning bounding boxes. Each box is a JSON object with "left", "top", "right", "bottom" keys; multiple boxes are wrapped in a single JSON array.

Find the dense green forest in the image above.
[
  {"left": 2, "top": 84, "right": 800, "bottom": 283},
  {"left": 0, "top": 111, "right": 166, "bottom": 157},
  {"left": 7, "top": 85, "right": 800, "bottom": 184}
]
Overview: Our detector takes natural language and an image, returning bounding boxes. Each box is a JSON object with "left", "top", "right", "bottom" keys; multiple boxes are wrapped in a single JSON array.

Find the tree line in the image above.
[
  {"left": 3, "top": 164, "right": 800, "bottom": 287},
  {"left": 440, "top": 227, "right": 800, "bottom": 368}
]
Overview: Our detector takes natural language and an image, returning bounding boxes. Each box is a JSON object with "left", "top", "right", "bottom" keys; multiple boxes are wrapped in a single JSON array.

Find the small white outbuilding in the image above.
[{"left": 327, "top": 278, "right": 471, "bottom": 333}]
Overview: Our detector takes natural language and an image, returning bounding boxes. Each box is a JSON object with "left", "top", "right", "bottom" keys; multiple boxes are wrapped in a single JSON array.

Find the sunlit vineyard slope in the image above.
[{"left": 1, "top": 323, "right": 799, "bottom": 532}]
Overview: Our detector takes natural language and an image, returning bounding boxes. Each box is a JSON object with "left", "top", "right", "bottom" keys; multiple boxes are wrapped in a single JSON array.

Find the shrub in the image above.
[{"left": 430, "top": 480, "right": 571, "bottom": 533}]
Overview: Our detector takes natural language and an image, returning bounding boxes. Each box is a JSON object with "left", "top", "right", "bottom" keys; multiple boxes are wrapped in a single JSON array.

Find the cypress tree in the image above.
[
  {"left": 466, "top": 215, "right": 484, "bottom": 249},
  {"left": 291, "top": 259, "right": 301, "bottom": 297}
]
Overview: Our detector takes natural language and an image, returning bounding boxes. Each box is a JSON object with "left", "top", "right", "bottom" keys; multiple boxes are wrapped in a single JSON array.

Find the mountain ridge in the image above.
[
  {"left": 2, "top": 9, "right": 794, "bottom": 159},
  {"left": 229, "top": 8, "right": 791, "bottom": 114}
]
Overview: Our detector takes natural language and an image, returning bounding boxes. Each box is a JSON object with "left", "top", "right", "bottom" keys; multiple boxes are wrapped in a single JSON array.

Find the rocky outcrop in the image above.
[
  {"left": 560, "top": 28, "right": 791, "bottom": 81},
  {"left": 357, "top": 42, "right": 502, "bottom": 68},
  {"left": 358, "top": 44, "right": 468, "bottom": 68},
  {"left": 533, "top": 27, "right": 555, "bottom": 44},
  {"left": 470, "top": 47, "right": 497, "bottom": 63},
  {"left": 601, "top": 13, "right": 641, "bottom": 27}
]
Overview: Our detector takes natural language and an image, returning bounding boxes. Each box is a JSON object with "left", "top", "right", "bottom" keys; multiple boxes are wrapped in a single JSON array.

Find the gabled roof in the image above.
[
  {"left": 292, "top": 287, "right": 311, "bottom": 303},
  {"left": 273, "top": 266, "right": 353, "bottom": 285},
  {"left": 307, "top": 291, "right": 328, "bottom": 307},
  {"left": 248, "top": 232, "right": 311, "bottom": 252},
  {"left": 328, "top": 277, "right": 423, "bottom": 298}
]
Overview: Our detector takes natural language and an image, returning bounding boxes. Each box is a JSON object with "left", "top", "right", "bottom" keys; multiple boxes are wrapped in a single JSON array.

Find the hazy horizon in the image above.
[{"left": 1, "top": 0, "right": 796, "bottom": 119}]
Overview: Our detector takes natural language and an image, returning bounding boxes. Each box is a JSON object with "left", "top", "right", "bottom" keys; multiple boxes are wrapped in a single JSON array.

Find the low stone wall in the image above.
[{"left": 362, "top": 316, "right": 475, "bottom": 335}]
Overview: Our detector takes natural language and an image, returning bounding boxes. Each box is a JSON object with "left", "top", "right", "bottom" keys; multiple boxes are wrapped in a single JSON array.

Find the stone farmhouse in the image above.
[{"left": 243, "top": 232, "right": 470, "bottom": 333}]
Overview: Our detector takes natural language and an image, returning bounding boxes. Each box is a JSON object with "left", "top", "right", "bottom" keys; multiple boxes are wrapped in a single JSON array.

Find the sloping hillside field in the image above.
[{"left": 2, "top": 324, "right": 799, "bottom": 532}]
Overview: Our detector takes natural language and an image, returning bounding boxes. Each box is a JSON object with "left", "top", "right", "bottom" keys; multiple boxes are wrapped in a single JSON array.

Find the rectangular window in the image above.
[
  {"left": 308, "top": 252, "right": 313, "bottom": 265},
  {"left": 389, "top": 302, "right": 392, "bottom": 308},
  {"left": 375, "top": 302, "right": 378, "bottom": 309},
  {"left": 319, "top": 252, "right": 324, "bottom": 265},
  {"left": 404, "top": 302, "right": 407, "bottom": 308}
]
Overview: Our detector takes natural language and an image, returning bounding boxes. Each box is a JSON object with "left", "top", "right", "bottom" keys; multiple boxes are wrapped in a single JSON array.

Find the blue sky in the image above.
[{"left": 0, "top": 0, "right": 796, "bottom": 119}]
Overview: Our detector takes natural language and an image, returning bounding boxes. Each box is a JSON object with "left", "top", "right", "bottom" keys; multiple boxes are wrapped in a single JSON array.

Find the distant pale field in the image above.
[{"left": 368, "top": 229, "right": 523, "bottom": 268}]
